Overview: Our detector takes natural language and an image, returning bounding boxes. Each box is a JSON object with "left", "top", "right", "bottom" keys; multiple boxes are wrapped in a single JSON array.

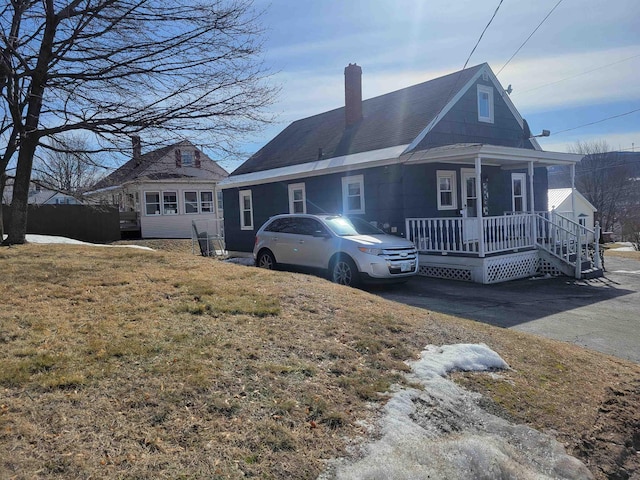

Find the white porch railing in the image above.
[
  {"left": 406, "top": 214, "right": 535, "bottom": 256},
  {"left": 406, "top": 212, "right": 602, "bottom": 279}
]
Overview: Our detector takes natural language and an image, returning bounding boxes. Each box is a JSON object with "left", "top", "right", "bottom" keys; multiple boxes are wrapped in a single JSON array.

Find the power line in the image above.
[
  {"left": 551, "top": 108, "right": 640, "bottom": 136},
  {"left": 418, "top": 0, "right": 505, "bottom": 144},
  {"left": 516, "top": 53, "right": 640, "bottom": 96},
  {"left": 496, "top": 0, "right": 564, "bottom": 76},
  {"left": 462, "top": 0, "right": 505, "bottom": 71}
]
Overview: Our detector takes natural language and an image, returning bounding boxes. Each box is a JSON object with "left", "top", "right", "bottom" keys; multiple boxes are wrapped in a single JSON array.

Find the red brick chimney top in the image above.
[{"left": 344, "top": 63, "right": 363, "bottom": 126}]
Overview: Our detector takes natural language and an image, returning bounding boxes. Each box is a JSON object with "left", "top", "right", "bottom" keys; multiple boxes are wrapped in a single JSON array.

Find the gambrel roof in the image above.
[{"left": 231, "top": 63, "right": 537, "bottom": 177}]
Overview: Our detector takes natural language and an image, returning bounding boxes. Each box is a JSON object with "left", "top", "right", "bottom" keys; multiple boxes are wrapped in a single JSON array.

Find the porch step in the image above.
[{"left": 580, "top": 267, "right": 604, "bottom": 280}]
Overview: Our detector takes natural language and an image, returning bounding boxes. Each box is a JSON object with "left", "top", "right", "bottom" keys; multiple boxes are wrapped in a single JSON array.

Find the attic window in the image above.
[
  {"left": 181, "top": 151, "right": 194, "bottom": 167},
  {"left": 477, "top": 85, "right": 494, "bottom": 124}
]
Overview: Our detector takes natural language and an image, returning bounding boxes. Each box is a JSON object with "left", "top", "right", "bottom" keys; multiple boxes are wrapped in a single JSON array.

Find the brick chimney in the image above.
[
  {"left": 131, "top": 135, "right": 141, "bottom": 165},
  {"left": 344, "top": 63, "right": 362, "bottom": 126}
]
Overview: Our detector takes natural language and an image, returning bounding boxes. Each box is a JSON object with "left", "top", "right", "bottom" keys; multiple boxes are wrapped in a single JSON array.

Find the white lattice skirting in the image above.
[
  {"left": 418, "top": 251, "right": 544, "bottom": 284},
  {"left": 536, "top": 257, "right": 564, "bottom": 277},
  {"left": 483, "top": 251, "right": 538, "bottom": 284},
  {"left": 418, "top": 264, "right": 473, "bottom": 282}
]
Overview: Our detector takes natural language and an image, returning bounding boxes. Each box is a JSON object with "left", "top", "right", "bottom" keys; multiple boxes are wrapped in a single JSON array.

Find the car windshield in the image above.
[{"left": 324, "top": 216, "right": 385, "bottom": 236}]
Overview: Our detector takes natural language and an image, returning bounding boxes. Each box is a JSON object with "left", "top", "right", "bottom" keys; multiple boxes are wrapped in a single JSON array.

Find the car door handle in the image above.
[{"left": 298, "top": 240, "right": 305, "bottom": 244}]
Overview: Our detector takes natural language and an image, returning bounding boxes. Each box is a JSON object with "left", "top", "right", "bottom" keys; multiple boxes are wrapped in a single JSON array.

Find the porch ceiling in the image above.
[{"left": 401, "top": 143, "right": 582, "bottom": 168}]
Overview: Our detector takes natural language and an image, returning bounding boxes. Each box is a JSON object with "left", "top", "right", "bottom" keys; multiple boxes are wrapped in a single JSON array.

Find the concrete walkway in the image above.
[{"left": 375, "top": 255, "right": 640, "bottom": 364}]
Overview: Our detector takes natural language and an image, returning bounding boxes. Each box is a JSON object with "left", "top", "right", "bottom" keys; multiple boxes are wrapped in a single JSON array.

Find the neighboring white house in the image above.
[
  {"left": 548, "top": 188, "right": 597, "bottom": 241},
  {"left": 2, "top": 183, "right": 83, "bottom": 206},
  {"left": 84, "top": 137, "right": 228, "bottom": 239}
]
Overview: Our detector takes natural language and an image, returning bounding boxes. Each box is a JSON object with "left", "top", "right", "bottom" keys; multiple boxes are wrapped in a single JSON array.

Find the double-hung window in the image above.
[
  {"left": 181, "top": 151, "right": 194, "bottom": 167},
  {"left": 437, "top": 170, "right": 457, "bottom": 210},
  {"left": 239, "top": 190, "right": 253, "bottom": 230},
  {"left": 145, "top": 192, "right": 161, "bottom": 215},
  {"left": 163, "top": 191, "right": 178, "bottom": 215},
  {"left": 184, "top": 191, "right": 199, "bottom": 214},
  {"left": 288, "top": 183, "right": 306, "bottom": 214},
  {"left": 341, "top": 175, "right": 365, "bottom": 214},
  {"left": 477, "top": 85, "right": 494, "bottom": 124},
  {"left": 200, "top": 191, "right": 214, "bottom": 213}
]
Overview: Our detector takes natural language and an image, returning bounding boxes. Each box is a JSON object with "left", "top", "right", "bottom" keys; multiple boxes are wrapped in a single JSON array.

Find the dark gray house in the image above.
[{"left": 220, "top": 63, "right": 602, "bottom": 283}]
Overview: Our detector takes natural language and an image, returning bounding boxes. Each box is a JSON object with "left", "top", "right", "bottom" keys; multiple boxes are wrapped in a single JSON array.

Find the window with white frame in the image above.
[
  {"left": 200, "top": 191, "right": 214, "bottom": 213},
  {"left": 181, "top": 150, "right": 194, "bottom": 167},
  {"left": 477, "top": 84, "right": 494, "bottom": 123},
  {"left": 511, "top": 173, "right": 527, "bottom": 212},
  {"left": 145, "top": 192, "right": 161, "bottom": 215},
  {"left": 163, "top": 191, "right": 178, "bottom": 214},
  {"left": 239, "top": 190, "right": 253, "bottom": 230},
  {"left": 217, "top": 191, "right": 224, "bottom": 218},
  {"left": 437, "top": 170, "right": 457, "bottom": 210},
  {"left": 184, "top": 191, "right": 199, "bottom": 214},
  {"left": 288, "top": 183, "right": 306, "bottom": 214},
  {"left": 341, "top": 175, "right": 365, "bottom": 214}
]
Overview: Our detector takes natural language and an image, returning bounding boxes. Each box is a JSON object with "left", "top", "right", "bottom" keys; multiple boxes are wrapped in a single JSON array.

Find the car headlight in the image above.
[{"left": 358, "top": 247, "right": 383, "bottom": 256}]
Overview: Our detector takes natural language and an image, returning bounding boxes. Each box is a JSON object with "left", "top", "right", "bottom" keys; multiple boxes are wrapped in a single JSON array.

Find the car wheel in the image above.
[
  {"left": 331, "top": 256, "right": 360, "bottom": 287},
  {"left": 256, "top": 250, "right": 276, "bottom": 270}
]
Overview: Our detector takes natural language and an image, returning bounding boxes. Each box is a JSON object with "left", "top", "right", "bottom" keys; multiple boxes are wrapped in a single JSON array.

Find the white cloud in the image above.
[{"left": 501, "top": 46, "right": 640, "bottom": 112}]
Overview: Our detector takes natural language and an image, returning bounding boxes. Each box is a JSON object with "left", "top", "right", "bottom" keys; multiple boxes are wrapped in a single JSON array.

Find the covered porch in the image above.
[{"left": 398, "top": 144, "right": 601, "bottom": 283}]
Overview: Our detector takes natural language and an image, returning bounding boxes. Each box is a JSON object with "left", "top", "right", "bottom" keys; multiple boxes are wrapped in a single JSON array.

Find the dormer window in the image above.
[
  {"left": 181, "top": 150, "right": 194, "bottom": 167},
  {"left": 477, "top": 85, "right": 494, "bottom": 124}
]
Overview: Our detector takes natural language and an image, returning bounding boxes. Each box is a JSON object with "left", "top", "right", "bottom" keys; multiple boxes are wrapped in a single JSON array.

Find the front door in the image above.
[
  {"left": 511, "top": 173, "right": 527, "bottom": 213},
  {"left": 462, "top": 169, "right": 479, "bottom": 243}
]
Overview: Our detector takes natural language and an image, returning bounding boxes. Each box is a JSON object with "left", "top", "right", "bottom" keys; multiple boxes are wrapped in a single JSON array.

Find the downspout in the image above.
[{"left": 475, "top": 156, "right": 485, "bottom": 258}]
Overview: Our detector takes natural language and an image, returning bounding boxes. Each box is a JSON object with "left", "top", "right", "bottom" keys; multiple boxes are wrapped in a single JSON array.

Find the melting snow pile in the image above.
[{"left": 321, "top": 343, "right": 592, "bottom": 480}]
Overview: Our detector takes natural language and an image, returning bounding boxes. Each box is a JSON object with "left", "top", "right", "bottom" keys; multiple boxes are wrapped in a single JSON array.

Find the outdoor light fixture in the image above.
[{"left": 531, "top": 129, "right": 551, "bottom": 138}]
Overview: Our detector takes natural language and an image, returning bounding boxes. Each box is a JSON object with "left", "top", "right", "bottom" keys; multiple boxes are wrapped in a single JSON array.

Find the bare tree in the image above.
[
  {"left": 568, "top": 140, "right": 633, "bottom": 233},
  {"left": 1, "top": 0, "right": 276, "bottom": 245},
  {"left": 33, "top": 134, "right": 104, "bottom": 196}
]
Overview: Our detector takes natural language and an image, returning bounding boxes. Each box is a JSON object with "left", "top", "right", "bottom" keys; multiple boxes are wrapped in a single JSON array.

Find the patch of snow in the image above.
[
  {"left": 609, "top": 242, "right": 636, "bottom": 252},
  {"left": 2, "top": 234, "right": 153, "bottom": 250},
  {"left": 321, "top": 343, "right": 593, "bottom": 480},
  {"left": 224, "top": 256, "right": 255, "bottom": 266}
]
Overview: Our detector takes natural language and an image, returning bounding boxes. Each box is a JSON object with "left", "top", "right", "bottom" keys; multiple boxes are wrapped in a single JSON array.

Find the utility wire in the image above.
[
  {"left": 463, "top": 0, "right": 505, "bottom": 71},
  {"left": 496, "top": 0, "right": 564, "bottom": 76},
  {"left": 551, "top": 108, "right": 640, "bottom": 136},
  {"left": 413, "top": 0, "right": 505, "bottom": 150},
  {"left": 515, "top": 53, "right": 640, "bottom": 96}
]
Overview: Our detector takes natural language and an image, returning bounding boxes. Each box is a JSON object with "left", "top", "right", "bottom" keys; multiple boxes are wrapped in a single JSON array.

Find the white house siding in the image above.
[
  {"left": 139, "top": 181, "right": 223, "bottom": 238},
  {"left": 548, "top": 188, "right": 597, "bottom": 242}
]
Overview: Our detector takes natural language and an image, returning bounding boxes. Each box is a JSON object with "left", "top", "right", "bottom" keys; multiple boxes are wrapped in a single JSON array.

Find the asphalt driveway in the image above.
[{"left": 374, "top": 255, "right": 640, "bottom": 364}]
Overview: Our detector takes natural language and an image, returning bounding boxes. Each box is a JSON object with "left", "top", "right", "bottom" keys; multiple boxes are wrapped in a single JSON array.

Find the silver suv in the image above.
[{"left": 253, "top": 214, "right": 418, "bottom": 287}]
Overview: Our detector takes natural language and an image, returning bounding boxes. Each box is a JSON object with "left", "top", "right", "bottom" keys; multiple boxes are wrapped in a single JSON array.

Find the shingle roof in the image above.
[
  {"left": 232, "top": 64, "right": 485, "bottom": 176},
  {"left": 91, "top": 143, "right": 177, "bottom": 190}
]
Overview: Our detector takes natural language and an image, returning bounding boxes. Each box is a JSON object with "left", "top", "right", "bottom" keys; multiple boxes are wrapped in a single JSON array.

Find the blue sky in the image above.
[{"left": 219, "top": 0, "right": 640, "bottom": 172}]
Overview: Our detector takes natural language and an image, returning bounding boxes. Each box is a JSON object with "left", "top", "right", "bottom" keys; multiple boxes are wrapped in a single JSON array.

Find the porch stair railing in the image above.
[
  {"left": 406, "top": 212, "right": 604, "bottom": 280},
  {"left": 533, "top": 212, "right": 603, "bottom": 280}
]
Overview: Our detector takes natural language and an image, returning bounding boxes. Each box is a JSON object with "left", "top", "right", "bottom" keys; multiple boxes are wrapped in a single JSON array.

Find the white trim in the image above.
[
  {"left": 461, "top": 168, "right": 477, "bottom": 215},
  {"left": 437, "top": 170, "right": 457, "bottom": 210},
  {"left": 511, "top": 173, "right": 527, "bottom": 213},
  {"left": 288, "top": 182, "right": 306, "bottom": 214},
  {"left": 184, "top": 190, "right": 199, "bottom": 214},
  {"left": 239, "top": 190, "right": 254, "bottom": 230},
  {"left": 477, "top": 84, "right": 494, "bottom": 123},
  {"left": 144, "top": 191, "right": 161, "bottom": 216},
  {"left": 341, "top": 175, "right": 365, "bottom": 214},
  {"left": 403, "top": 64, "right": 543, "bottom": 154},
  {"left": 219, "top": 144, "right": 408, "bottom": 189}
]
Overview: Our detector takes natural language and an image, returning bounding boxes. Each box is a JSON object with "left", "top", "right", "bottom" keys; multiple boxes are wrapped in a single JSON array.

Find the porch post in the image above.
[
  {"left": 528, "top": 161, "right": 535, "bottom": 214},
  {"left": 475, "top": 156, "right": 485, "bottom": 257},
  {"left": 528, "top": 161, "right": 535, "bottom": 247},
  {"left": 570, "top": 163, "right": 576, "bottom": 221}
]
